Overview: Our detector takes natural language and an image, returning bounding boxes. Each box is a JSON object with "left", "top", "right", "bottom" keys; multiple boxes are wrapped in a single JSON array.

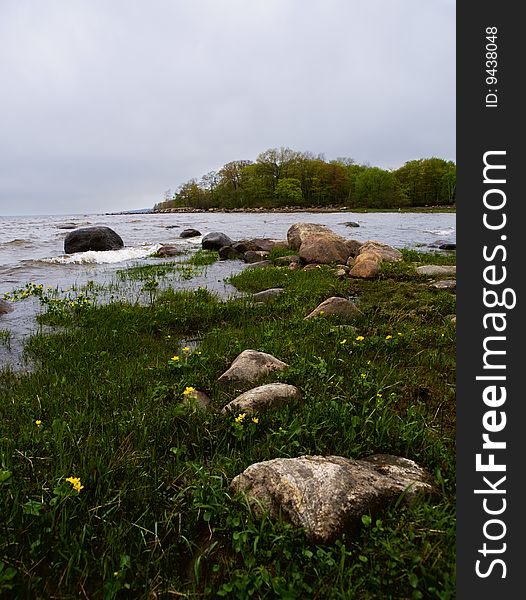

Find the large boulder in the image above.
[
  {"left": 299, "top": 234, "right": 353, "bottom": 265},
  {"left": 222, "top": 383, "right": 301, "bottom": 415},
  {"left": 287, "top": 223, "right": 340, "bottom": 251},
  {"left": 217, "top": 349, "right": 289, "bottom": 389},
  {"left": 231, "top": 454, "right": 436, "bottom": 543},
  {"left": 64, "top": 226, "right": 124, "bottom": 254},
  {"left": 202, "top": 232, "right": 234, "bottom": 250},
  {"left": 287, "top": 223, "right": 330, "bottom": 249}
]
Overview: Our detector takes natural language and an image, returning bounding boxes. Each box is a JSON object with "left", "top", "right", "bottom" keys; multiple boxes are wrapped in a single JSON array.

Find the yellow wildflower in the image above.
[
  {"left": 385, "top": 335, "right": 393, "bottom": 340},
  {"left": 35, "top": 420, "right": 42, "bottom": 427},
  {"left": 251, "top": 417, "right": 259, "bottom": 424},
  {"left": 340, "top": 339, "right": 347, "bottom": 345},
  {"left": 65, "top": 477, "right": 84, "bottom": 493},
  {"left": 183, "top": 386, "right": 196, "bottom": 396},
  {"left": 170, "top": 355, "right": 180, "bottom": 362},
  {"left": 182, "top": 346, "right": 191, "bottom": 352},
  {"left": 235, "top": 413, "right": 247, "bottom": 423},
  {"left": 355, "top": 335, "right": 364, "bottom": 342},
  {"left": 360, "top": 373, "right": 367, "bottom": 379}
]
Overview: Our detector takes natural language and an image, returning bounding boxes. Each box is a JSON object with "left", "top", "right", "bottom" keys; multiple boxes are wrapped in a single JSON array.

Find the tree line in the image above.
[{"left": 154, "top": 148, "right": 456, "bottom": 211}]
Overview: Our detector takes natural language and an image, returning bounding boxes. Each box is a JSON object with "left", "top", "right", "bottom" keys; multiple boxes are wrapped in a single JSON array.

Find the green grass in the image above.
[
  {"left": 0, "top": 329, "right": 11, "bottom": 349},
  {"left": 0, "top": 251, "right": 456, "bottom": 598}
]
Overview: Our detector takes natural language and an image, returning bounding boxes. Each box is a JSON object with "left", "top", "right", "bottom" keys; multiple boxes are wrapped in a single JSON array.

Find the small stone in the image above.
[
  {"left": 245, "top": 260, "right": 274, "bottom": 269},
  {"left": 305, "top": 297, "right": 361, "bottom": 322},
  {"left": 252, "top": 288, "right": 284, "bottom": 302},
  {"left": 217, "top": 349, "right": 289, "bottom": 388},
  {"left": 179, "top": 228, "right": 202, "bottom": 238},
  {"left": 222, "top": 383, "right": 301, "bottom": 415},
  {"left": 156, "top": 245, "right": 183, "bottom": 257},
  {"left": 416, "top": 265, "right": 456, "bottom": 276},
  {"left": 430, "top": 279, "right": 456, "bottom": 290}
]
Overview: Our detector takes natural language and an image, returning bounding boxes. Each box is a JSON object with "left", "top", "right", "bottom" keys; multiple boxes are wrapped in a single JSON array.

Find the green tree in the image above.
[
  {"left": 354, "top": 167, "right": 406, "bottom": 208},
  {"left": 274, "top": 178, "right": 303, "bottom": 206}
]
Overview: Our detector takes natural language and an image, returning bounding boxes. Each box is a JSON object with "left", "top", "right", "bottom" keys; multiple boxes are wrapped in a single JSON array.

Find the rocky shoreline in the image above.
[{"left": 152, "top": 204, "right": 455, "bottom": 214}]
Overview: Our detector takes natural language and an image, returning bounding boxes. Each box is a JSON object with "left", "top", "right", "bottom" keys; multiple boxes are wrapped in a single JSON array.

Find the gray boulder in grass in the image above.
[
  {"left": 231, "top": 454, "right": 437, "bottom": 543},
  {"left": 217, "top": 349, "right": 288, "bottom": 388},
  {"left": 222, "top": 383, "right": 301, "bottom": 415}
]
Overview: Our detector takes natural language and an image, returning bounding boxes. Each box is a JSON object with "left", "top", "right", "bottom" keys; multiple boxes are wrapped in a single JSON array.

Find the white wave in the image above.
[
  {"left": 43, "top": 244, "right": 164, "bottom": 265},
  {"left": 423, "top": 227, "right": 456, "bottom": 236}
]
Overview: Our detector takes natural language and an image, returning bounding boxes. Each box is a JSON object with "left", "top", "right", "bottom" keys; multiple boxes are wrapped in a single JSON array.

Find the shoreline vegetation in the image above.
[
  {"left": 0, "top": 226, "right": 456, "bottom": 597},
  {"left": 153, "top": 148, "right": 456, "bottom": 214},
  {"left": 150, "top": 204, "right": 456, "bottom": 215}
]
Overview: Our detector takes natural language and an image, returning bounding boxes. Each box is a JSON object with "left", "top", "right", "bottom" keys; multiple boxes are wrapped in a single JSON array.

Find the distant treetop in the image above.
[{"left": 154, "top": 148, "right": 455, "bottom": 211}]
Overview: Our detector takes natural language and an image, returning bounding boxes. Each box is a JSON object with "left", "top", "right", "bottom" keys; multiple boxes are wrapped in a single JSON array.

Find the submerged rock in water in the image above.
[
  {"left": 202, "top": 232, "right": 234, "bottom": 250},
  {"left": 64, "top": 226, "right": 124, "bottom": 254},
  {"left": 156, "top": 245, "right": 183, "bottom": 257},
  {"left": 180, "top": 228, "right": 202, "bottom": 238},
  {"left": 0, "top": 299, "right": 14, "bottom": 314}
]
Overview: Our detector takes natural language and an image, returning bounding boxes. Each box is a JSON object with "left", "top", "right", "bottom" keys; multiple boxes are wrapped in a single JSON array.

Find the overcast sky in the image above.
[{"left": 0, "top": 0, "right": 455, "bottom": 216}]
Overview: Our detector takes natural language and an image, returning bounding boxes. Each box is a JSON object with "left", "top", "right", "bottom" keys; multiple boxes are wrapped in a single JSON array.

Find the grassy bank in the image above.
[{"left": 0, "top": 249, "right": 456, "bottom": 598}]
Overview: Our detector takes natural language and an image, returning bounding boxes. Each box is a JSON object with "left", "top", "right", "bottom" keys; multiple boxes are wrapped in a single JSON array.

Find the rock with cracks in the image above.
[
  {"left": 217, "top": 349, "right": 289, "bottom": 389},
  {"left": 222, "top": 383, "right": 301, "bottom": 415},
  {"left": 231, "top": 454, "right": 437, "bottom": 543}
]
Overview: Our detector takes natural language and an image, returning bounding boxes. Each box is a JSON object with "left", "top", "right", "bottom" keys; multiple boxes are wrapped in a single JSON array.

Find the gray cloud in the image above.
[{"left": 0, "top": 0, "right": 455, "bottom": 215}]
